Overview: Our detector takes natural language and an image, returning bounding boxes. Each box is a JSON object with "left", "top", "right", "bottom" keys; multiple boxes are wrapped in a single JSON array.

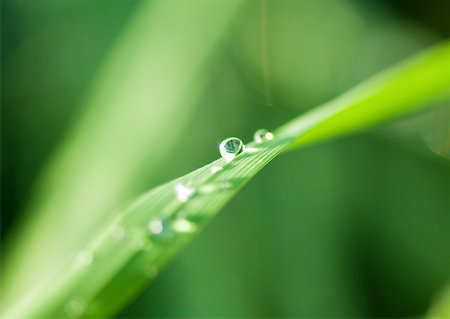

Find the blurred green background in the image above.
[{"left": 1, "top": 0, "right": 449, "bottom": 317}]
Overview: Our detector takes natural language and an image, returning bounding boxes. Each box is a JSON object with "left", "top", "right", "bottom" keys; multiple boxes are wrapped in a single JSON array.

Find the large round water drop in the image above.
[{"left": 219, "top": 137, "right": 244, "bottom": 163}]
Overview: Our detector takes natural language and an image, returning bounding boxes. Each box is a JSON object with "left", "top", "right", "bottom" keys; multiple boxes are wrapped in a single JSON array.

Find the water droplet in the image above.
[
  {"left": 148, "top": 218, "right": 174, "bottom": 241},
  {"left": 75, "top": 250, "right": 93, "bottom": 266},
  {"left": 112, "top": 225, "right": 126, "bottom": 240},
  {"left": 130, "top": 229, "right": 151, "bottom": 250},
  {"left": 219, "top": 137, "right": 244, "bottom": 163},
  {"left": 143, "top": 264, "right": 158, "bottom": 278},
  {"left": 244, "top": 147, "right": 260, "bottom": 153},
  {"left": 171, "top": 218, "right": 196, "bottom": 233},
  {"left": 253, "top": 129, "right": 274, "bottom": 143},
  {"left": 175, "top": 183, "right": 195, "bottom": 202},
  {"left": 218, "top": 182, "right": 233, "bottom": 190},
  {"left": 66, "top": 297, "right": 86, "bottom": 318},
  {"left": 200, "top": 182, "right": 233, "bottom": 194},
  {"left": 148, "top": 219, "right": 164, "bottom": 235},
  {"left": 210, "top": 165, "right": 223, "bottom": 173}
]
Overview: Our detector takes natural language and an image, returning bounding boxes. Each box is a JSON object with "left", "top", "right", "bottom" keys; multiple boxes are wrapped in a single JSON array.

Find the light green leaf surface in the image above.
[
  {"left": 2, "top": 41, "right": 449, "bottom": 319},
  {"left": 1, "top": 0, "right": 244, "bottom": 307},
  {"left": 427, "top": 284, "right": 450, "bottom": 318}
]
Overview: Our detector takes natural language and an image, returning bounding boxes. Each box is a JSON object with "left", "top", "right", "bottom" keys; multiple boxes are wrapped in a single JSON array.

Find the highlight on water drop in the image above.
[
  {"left": 219, "top": 137, "right": 244, "bottom": 163},
  {"left": 175, "top": 183, "right": 195, "bottom": 202},
  {"left": 253, "top": 128, "right": 274, "bottom": 143}
]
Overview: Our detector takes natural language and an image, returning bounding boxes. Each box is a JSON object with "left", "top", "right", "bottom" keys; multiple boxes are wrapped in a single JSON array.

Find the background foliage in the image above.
[{"left": 1, "top": 0, "right": 449, "bottom": 317}]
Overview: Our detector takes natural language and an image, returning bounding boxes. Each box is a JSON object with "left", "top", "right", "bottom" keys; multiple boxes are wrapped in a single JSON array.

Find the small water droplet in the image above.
[
  {"left": 143, "top": 264, "right": 158, "bottom": 278},
  {"left": 219, "top": 137, "right": 244, "bottom": 163},
  {"left": 200, "top": 182, "right": 233, "bottom": 194},
  {"left": 66, "top": 297, "right": 86, "bottom": 318},
  {"left": 175, "top": 183, "right": 195, "bottom": 202},
  {"left": 218, "top": 182, "right": 233, "bottom": 189},
  {"left": 253, "top": 129, "right": 274, "bottom": 143},
  {"left": 171, "top": 218, "right": 196, "bottom": 233},
  {"left": 75, "top": 250, "right": 93, "bottom": 266},
  {"left": 112, "top": 225, "right": 126, "bottom": 240},
  {"left": 244, "top": 147, "right": 260, "bottom": 153},
  {"left": 148, "top": 219, "right": 164, "bottom": 235},
  {"left": 210, "top": 165, "right": 223, "bottom": 173},
  {"left": 130, "top": 229, "right": 151, "bottom": 250},
  {"left": 148, "top": 219, "right": 173, "bottom": 240}
]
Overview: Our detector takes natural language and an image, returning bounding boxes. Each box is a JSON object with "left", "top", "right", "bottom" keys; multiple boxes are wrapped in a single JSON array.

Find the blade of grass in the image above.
[
  {"left": 2, "top": 41, "right": 450, "bottom": 319},
  {"left": 428, "top": 284, "right": 450, "bottom": 318},
  {"left": 1, "top": 0, "right": 244, "bottom": 307}
]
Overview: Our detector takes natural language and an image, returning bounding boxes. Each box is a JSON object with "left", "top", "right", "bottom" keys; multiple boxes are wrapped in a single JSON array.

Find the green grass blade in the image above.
[
  {"left": 428, "top": 284, "right": 450, "bottom": 318},
  {"left": 278, "top": 40, "right": 450, "bottom": 148},
  {"left": 1, "top": 0, "right": 244, "bottom": 307},
  {"left": 2, "top": 41, "right": 450, "bottom": 319}
]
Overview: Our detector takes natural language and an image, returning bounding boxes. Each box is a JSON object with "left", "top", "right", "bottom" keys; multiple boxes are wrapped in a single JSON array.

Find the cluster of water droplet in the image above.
[
  {"left": 150, "top": 128, "right": 275, "bottom": 239},
  {"left": 148, "top": 216, "right": 196, "bottom": 240},
  {"left": 146, "top": 182, "right": 198, "bottom": 243},
  {"left": 217, "top": 129, "right": 274, "bottom": 164},
  {"left": 64, "top": 128, "right": 275, "bottom": 318}
]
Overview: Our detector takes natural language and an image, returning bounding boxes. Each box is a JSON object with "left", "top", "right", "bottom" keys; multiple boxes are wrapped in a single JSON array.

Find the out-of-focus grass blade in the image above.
[
  {"left": 428, "top": 284, "right": 450, "bottom": 318},
  {"left": 2, "top": 41, "right": 450, "bottom": 319},
  {"left": 1, "top": 0, "right": 244, "bottom": 308}
]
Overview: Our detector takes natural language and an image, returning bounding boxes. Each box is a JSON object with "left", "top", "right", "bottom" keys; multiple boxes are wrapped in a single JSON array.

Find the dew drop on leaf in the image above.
[
  {"left": 253, "top": 128, "right": 274, "bottom": 143},
  {"left": 112, "top": 225, "right": 126, "bottom": 241},
  {"left": 219, "top": 137, "right": 244, "bottom": 163},
  {"left": 143, "top": 264, "right": 158, "bottom": 279},
  {"left": 130, "top": 229, "right": 151, "bottom": 251},
  {"left": 175, "top": 183, "right": 195, "bottom": 202},
  {"left": 210, "top": 165, "right": 223, "bottom": 173},
  {"left": 75, "top": 250, "right": 93, "bottom": 267},
  {"left": 199, "top": 182, "right": 233, "bottom": 194},
  {"left": 148, "top": 219, "right": 164, "bottom": 235},
  {"left": 65, "top": 297, "right": 86, "bottom": 318},
  {"left": 171, "top": 218, "right": 196, "bottom": 233},
  {"left": 148, "top": 219, "right": 173, "bottom": 241}
]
